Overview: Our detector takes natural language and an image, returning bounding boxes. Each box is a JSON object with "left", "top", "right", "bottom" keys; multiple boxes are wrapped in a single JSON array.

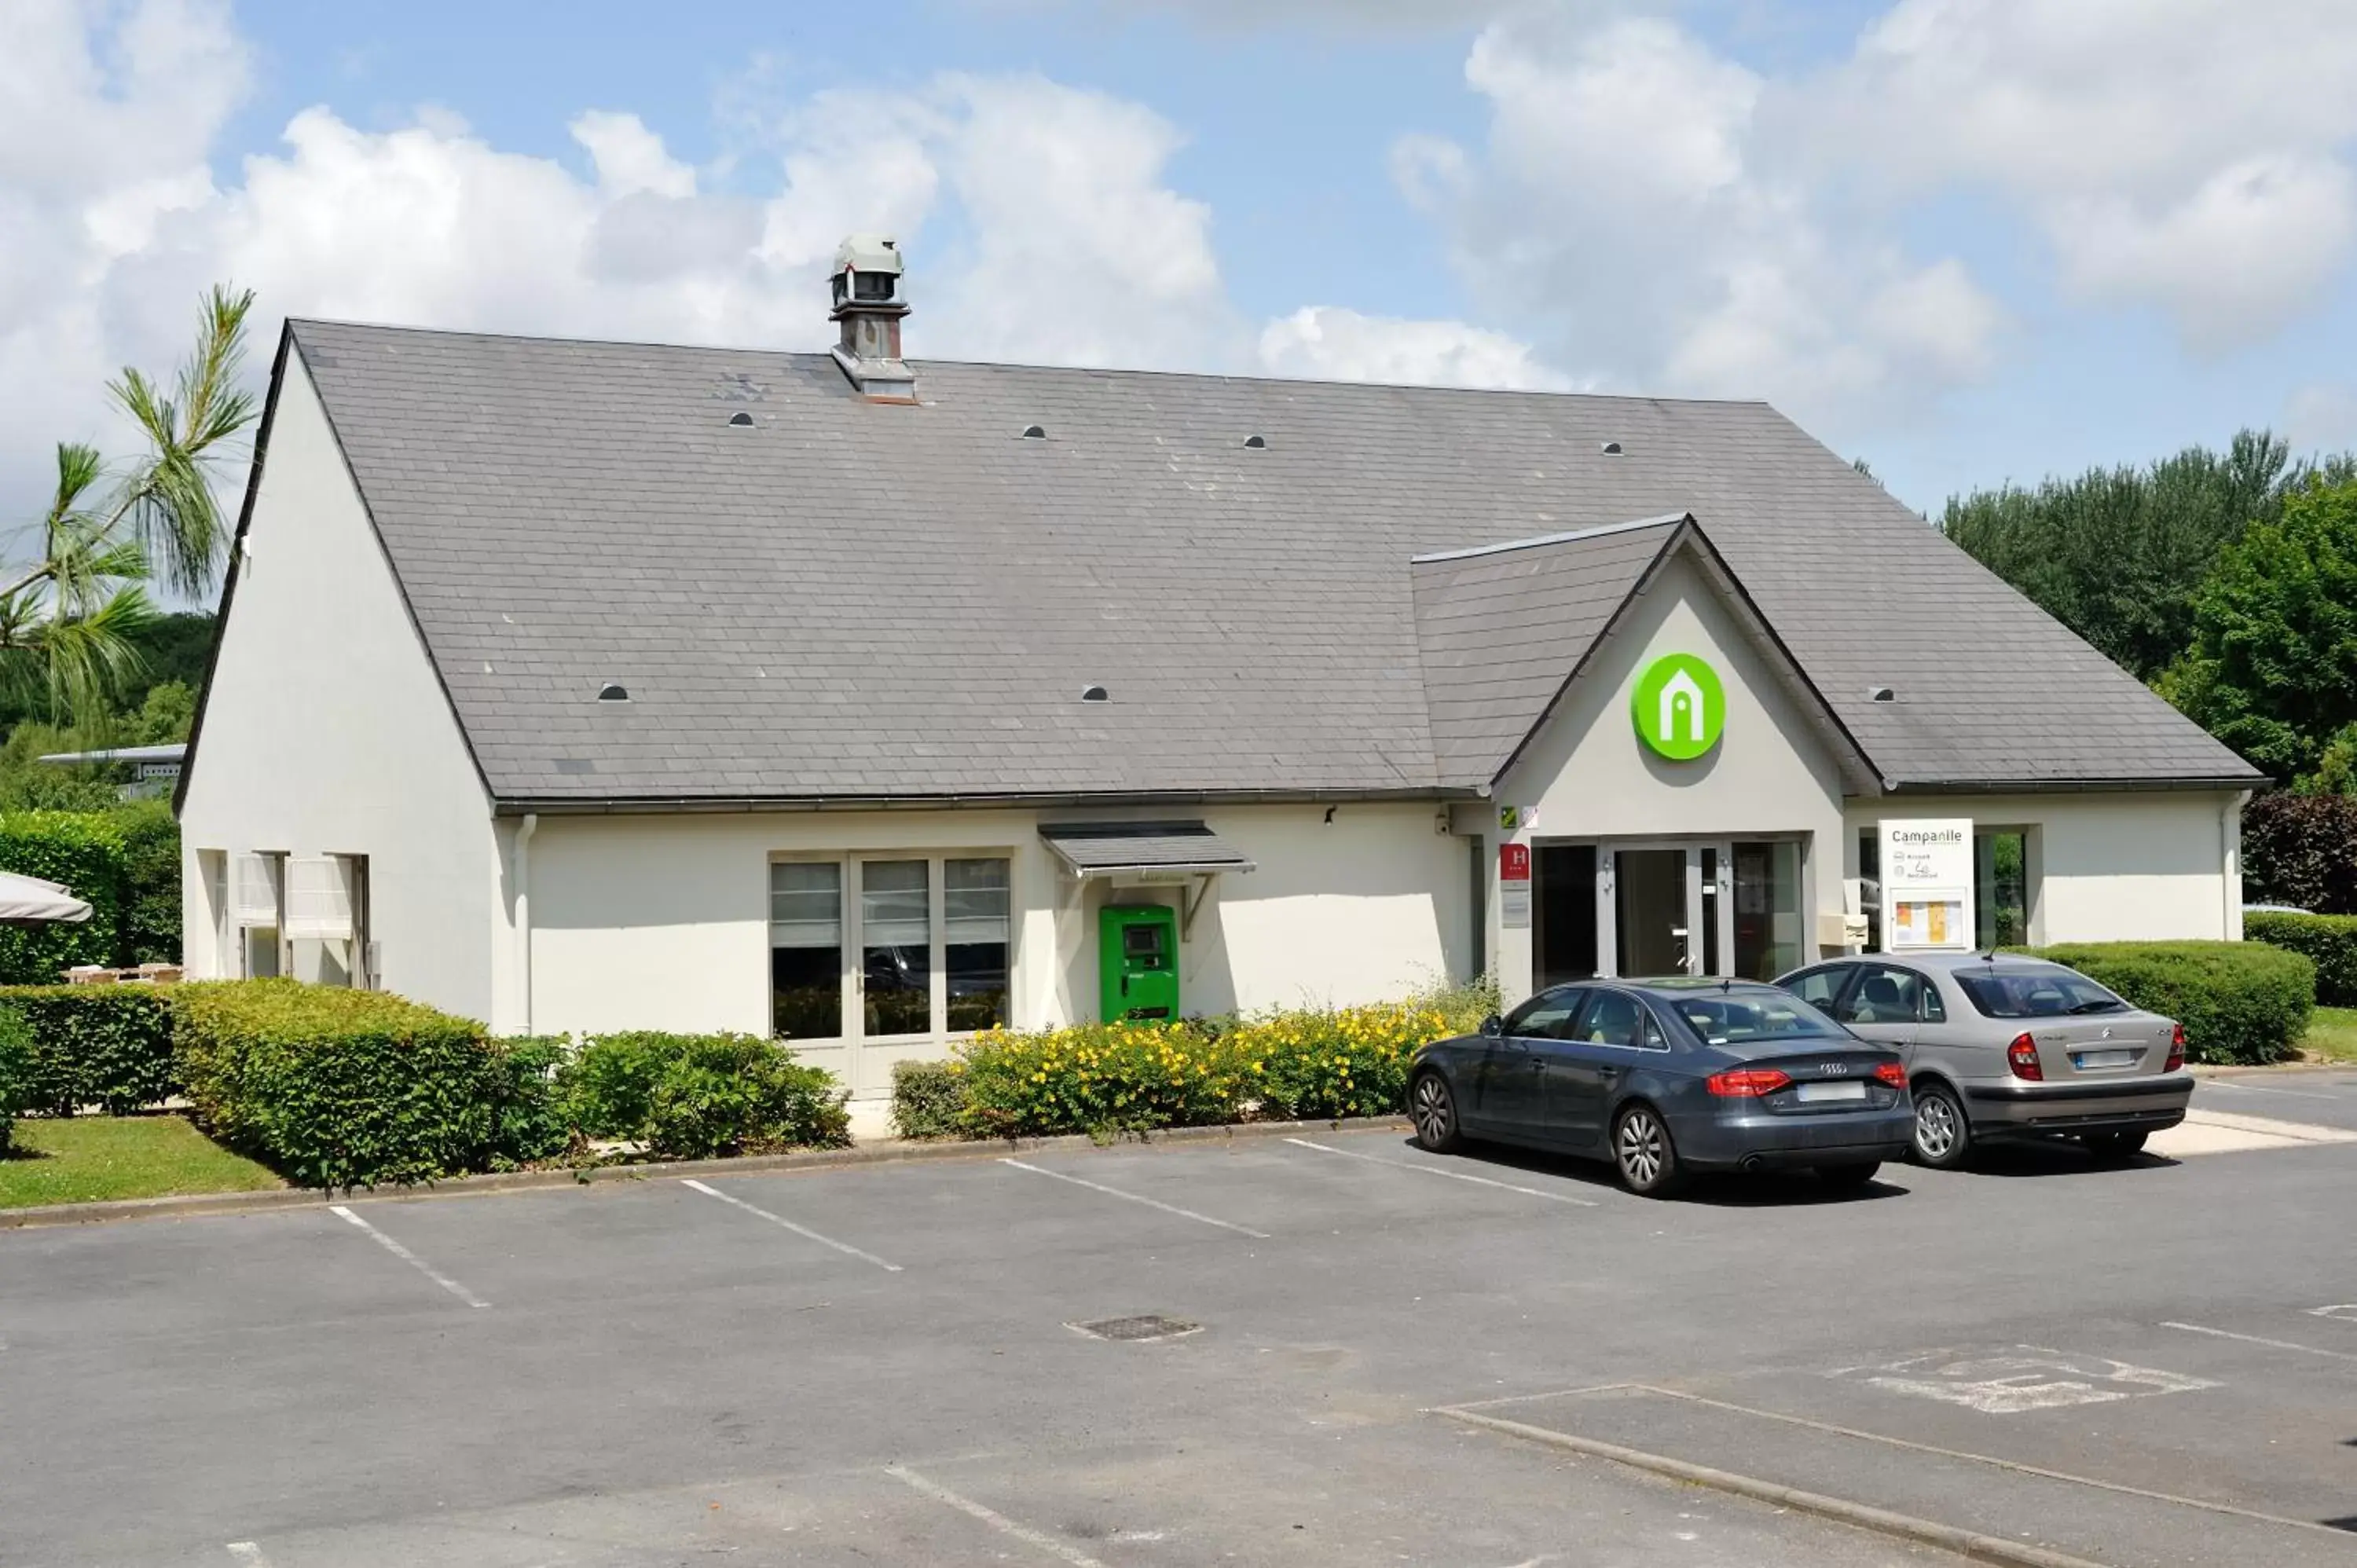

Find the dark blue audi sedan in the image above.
[{"left": 1406, "top": 979, "right": 1913, "bottom": 1196}]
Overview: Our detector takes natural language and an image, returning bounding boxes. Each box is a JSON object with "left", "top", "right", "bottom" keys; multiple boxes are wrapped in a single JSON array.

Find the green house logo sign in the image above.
[{"left": 1633, "top": 653, "right": 1725, "bottom": 760}]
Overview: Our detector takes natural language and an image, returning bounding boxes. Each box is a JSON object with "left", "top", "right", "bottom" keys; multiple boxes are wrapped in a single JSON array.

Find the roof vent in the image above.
[
  {"left": 1244, "top": 434, "right": 1267, "bottom": 450},
  {"left": 1080, "top": 683, "right": 1109, "bottom": 702},
  {"left": 827, "top": 234, "right": 917, "bottom": 403},
  {"left": 1868, "top": 685, "right": 1895, "bottom": 702},
  {"left": 728, "top": 411, "right": 753, "bottom": 428},
  {"left": 1600, "top": 441, "right": 1625, "bottom": 456},
  {"left": 1022, "top": 424, "right": 1047, "bottom": 440},
  {"left": 597, "top": 682, "right": 630, "bottom": 702}
]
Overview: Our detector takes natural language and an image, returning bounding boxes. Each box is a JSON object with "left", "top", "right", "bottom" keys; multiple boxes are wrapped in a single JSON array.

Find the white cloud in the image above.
[
  {"left": 2286, "top": 382, "right": 2357, "bottom": 455},
  {"left": 1403, "top": 12, "right": 2005, "bottom": 429},
  {"left": 1258, "top": 306, "right": 1573, "bottom": 390},
  {"left": 570, "top": 110, "right": 697, "bottom": 199},
  {"left": 1806, "top": 0, "right": 2357, "bottom": 350}
]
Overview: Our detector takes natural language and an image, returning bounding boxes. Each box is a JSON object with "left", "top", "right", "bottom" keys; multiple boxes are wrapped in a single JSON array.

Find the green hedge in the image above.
[
  {"left": 0, "top": 1004, "right": 30, "bottom": 1156},
  {"left": 175, "top": 980, "right": 508, "bottom": 1189},
  {"left": 0, "top": 813, "right": 126, "bottom": 983},
  {"left": 890, "top": 1060, "right": 967, "bottom": 1140},
  {"left": 108, "top": 801, "right": 181, "bottom": 965},
  {"left": 0, "top": 986, "right": 176, "bottom": 1116},
  {"left": 2245, "top": 913, "right": 2357, "bottom": 1009},
  {"left": 559, "top": 1031, "right": 848, "bottom": 1160},
  {"left": 2029, "top": 941, "right": 2315, "bottom": 1065}
]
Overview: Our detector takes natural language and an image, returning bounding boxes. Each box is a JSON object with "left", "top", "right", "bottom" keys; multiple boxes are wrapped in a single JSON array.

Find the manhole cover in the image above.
[{"left": 1069, "top": 1314, "right": 1202, "bottom": 1343}]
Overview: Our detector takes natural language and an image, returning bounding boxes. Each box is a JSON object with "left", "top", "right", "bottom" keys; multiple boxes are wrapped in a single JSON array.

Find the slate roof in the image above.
[
  {"left": 263, "top": 318, "right": 2260, "bottom": 807},
  {"left": 1039, "top": 822, "right": 1256, "bottom": 876}
]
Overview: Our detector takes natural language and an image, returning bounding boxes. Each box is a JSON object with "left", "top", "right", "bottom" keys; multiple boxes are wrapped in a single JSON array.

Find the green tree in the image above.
[
  {"left": 0, "top": 288, "right": 254, "bottom": 723},
  {"left": 1941, "top": 431, "right": 2354, "bottom": 682},
  {"left": 2161, "top": 478, "right": 2357, "bottom": 782}
]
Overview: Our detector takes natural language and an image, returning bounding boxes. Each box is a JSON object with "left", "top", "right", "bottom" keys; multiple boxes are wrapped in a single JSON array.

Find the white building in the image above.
[{"left": 178, "top": 239, "right": 2260, "bottom": 1112}]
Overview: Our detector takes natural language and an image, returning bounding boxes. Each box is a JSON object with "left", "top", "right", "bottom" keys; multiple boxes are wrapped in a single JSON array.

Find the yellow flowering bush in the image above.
[{"left": 916, "top": 976, "right": 1495, "bottom": 1140}]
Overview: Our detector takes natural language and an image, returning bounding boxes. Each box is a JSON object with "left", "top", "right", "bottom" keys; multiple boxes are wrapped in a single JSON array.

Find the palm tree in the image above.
[{"left": 0, "top": 286, "right": 257, "bottom": 723}]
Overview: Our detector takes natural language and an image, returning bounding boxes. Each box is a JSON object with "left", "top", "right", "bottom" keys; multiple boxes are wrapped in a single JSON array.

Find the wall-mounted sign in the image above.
[
  {"left": 1632, "top": 653, "right": 1725, "bottom": 760},
  {"left": 1879, "top": 819, "right": 1975, "bottom": 952},
  {"left": 1500, "top": 841, "right": 1531, "bottom": 929},
  {"left": 1498, "top": 804, "right": 1533, "bottom": 833}
]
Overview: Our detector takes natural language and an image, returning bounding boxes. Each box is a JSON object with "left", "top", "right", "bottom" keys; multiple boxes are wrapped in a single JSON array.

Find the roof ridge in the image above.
[{"left": 1409, "top": 512, "right": 1692, "bottom": 566}]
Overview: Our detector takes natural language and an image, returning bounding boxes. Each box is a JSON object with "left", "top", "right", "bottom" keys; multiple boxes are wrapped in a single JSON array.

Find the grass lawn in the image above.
[
  {"left": 2304, "top": 1006, "right": 2357, "bottom": 1064},
  {"left": 0, "top": 1115, "right": 284, "bottom": 1210}
]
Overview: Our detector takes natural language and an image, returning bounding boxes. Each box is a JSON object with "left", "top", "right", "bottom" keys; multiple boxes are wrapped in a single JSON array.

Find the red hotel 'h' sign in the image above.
[{"left": 1499, "top": 842, "right": 1530, "bottom": 882}]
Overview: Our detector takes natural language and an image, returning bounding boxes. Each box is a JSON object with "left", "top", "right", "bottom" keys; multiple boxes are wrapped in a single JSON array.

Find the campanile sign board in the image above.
[{"left": 1879, "top": 819, "right": 1975, "bottom": 952}]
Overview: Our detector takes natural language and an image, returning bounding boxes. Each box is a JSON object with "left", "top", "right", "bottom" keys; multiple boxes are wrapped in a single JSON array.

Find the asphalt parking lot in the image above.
[{"left": 4, "top": 1072, "right": 2356, "bottom": 1568}]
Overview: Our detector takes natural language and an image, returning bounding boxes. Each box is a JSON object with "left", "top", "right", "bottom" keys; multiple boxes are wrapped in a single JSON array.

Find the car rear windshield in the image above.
[
  {"left": 1953, "top": 967, "right": 2127, "bottom": 1019},
  {"left": 1669, "top": 991, "right": 1846, "bottom": 1046}
]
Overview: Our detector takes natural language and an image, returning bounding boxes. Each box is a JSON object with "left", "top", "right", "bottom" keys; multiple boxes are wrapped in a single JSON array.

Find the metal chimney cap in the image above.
[{"left": 833, "top": 233, "right": 904, "bottom": 277}]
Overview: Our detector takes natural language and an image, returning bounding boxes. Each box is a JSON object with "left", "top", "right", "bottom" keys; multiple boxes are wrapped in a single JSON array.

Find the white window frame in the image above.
[
  {"left": 233, "top": 851, "right": 288, "bottom": 979},
  {"left": 768, "top": 850, "right": 1017, "bottom": 1048}
]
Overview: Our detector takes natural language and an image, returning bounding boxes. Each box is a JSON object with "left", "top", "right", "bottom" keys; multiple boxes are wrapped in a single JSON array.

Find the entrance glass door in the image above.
[{"left": 1615, "top": 848, "right": 1695, "bottom": 977}]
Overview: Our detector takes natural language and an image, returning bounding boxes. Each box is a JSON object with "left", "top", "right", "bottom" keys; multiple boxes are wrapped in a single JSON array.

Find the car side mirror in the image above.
[{"left": 1480, "top": 1013, "right": 1504, "bottom": 1039}]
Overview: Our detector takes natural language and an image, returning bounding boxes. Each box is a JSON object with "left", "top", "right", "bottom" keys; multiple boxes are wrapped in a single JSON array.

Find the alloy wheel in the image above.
[
  {"left": 1915, "top": 1094, "right": 1959, "bottom": 1160},
  {"left": 1616, "top": 1109, "right": 1666, "bottom": 1187},
  {"left": 1412, "top": 1074, "right": 1457, "bottom": 1152}
]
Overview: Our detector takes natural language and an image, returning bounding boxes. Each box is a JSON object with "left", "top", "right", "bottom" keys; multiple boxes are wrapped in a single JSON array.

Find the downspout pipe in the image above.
[{"left": 515, "top": 813, "right": 538, "bottom": 1034}]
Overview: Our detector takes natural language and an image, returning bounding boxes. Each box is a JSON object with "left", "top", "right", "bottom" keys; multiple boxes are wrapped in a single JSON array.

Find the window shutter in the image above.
[
  {"left": 284, "top": 856, "right": 354, "bottom": 940},
  {"left": 234, "top": 854, "right": 283, "bottom": 925}
]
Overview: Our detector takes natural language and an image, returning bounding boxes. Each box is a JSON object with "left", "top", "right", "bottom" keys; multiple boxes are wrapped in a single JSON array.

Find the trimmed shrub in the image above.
[
  {"left": 559, "top": 1031, "right": 848, "bottom": 1158},
  {"left": 0, "top": 986, "right": 176, "bottom": 1116},
  {"left": 0, "top": 1004, "right": 30, "bottom": 1156},
  {"left": 889, "top": 1059, "right": 968, "bottom": 1141},
  {"left": 174, "top": 980, "right": 502, "bottom": 1189},
  {"left": 2245, "top": 912, "right": 2357, "bottom": 1009},
  {"left": 487, "top": 1035, "right": 574, "bottom": 1169},
  {"left": 108, "top": 800, "right": 181, "bottom": 965},
  {"left": 1231, "top": 1000, "right": 1453, "bottom": 1122},
  {"left": 2029, "top": 941, "right": 2315, "bottom": 1065},
  {"left": 2242, "top": 793, "right": 2357, "bottom": 916},
  {"left": 0, "top": 812, "right": 125, "bottom": 983}
]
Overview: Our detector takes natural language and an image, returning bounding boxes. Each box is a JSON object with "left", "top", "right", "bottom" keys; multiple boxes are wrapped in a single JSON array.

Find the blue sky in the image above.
[{"left": 9, "top": 0, "right": 2357, "bottom": 537}]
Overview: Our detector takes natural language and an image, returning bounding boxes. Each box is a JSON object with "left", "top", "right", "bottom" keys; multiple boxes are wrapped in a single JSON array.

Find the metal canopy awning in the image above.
[{"left": 1039, "top": 821, "right": 1254, "bottom": 938}]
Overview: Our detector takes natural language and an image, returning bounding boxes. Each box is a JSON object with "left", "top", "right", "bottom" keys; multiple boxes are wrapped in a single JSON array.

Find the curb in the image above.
[
  {"left": 1434, "top": 1406, "right": 2111, "bottom": 1568},
  {"left": 2192, "top": 1061, "right": 2349, "bottom": 1079},
  {"left": 0, "top": 1114, "right": 1414, "bottom": 1231}
]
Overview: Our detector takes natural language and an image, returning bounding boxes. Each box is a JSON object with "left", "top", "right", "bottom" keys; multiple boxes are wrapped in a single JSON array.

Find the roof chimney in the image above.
[{"left": 829, "top": 234, "right": 916, "bottom": 403}]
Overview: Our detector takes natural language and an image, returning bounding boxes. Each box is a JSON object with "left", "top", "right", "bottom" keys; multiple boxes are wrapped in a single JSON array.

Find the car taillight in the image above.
[
  {"left": 1872, "top": 1061, "right": 1906, "bottom": 1089},
  {"left": 1706, "top": 1068, "right": 1792, "bottom": 1097},
  {"left": 2165, "top": 1022, "right": 2185, "bottom": 1073},
  {"left": 2007, "top": 1034, "right": 2044, "bottom": 1080}
]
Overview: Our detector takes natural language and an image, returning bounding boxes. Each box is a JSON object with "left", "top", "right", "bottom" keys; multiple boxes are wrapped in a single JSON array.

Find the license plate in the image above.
[
  {"left": 2075, "top": 1049, "right": 2137, "bottom": 1069},
  {"left": 1797, "top": 1081, "right": 1870, "bottom": 1104}
]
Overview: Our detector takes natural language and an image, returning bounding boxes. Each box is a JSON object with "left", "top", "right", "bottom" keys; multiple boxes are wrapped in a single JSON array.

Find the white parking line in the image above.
[
  {"left": 329, "top": 1206, "right": 488, "bottom": 1309},
  {"left": 998, "top": 1158, "right": 1270, "bottom": 1239},
  {"left": 225, "top": 1544, "right": 273, "bottom": 1566},
  {"left": 885, "top": 1464, "right": 1111, "bottom": 1568},
  {"left": 682, "top": 1180, "right": 902, "bottom": 1272},
  {"left": 1282, "top": 1138, "right": 1601, "bottom": 1207},
  {"left": 2308, "top": 1304, "right": 2357, "bottom": 1322},
  {"left": 2159, "top": 1320, "right": 2357, "bottom": 1363},
  {"left": 2197, "top": 1079, "right": 2346, "bottom": 1101}
]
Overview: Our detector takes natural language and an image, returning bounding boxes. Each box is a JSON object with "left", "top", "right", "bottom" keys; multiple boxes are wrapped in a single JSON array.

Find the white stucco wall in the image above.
[
  {"left": 1849, "top": 791, "right": 2246, "bottom": 945},
  {"left": 518, "top": 800, "right": 1472, "bottom": 1097},
  {"left": 178, "top": 354, "right": 502, "bottom": 1020},
  {"left": 1486, "top": 550, "right": 1850, "bottom": 1002}
]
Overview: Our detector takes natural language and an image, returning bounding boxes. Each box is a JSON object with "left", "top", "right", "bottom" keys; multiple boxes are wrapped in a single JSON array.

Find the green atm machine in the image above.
[{"left": 1100, "top": 904, "right": 1180, "bottom": 1022}]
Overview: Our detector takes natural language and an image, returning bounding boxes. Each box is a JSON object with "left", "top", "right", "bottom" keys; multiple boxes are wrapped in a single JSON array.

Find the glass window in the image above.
[
  {"left": 944, "top": 857, "right": 1010, "bottom": 1033},
  {"left": 771, "top": 862, "right": 844, "bottom": 1041},
  {"left": 862, "top": 860, "right": 932, "bottom": 1036},
  {"left": 243, "top": 925, "right": 281, "bottom": 980},
  {"left": 1955, "top": 965, "right": 2126, "bottom": 1019},
  {"left": 1505, "top": 987, "right": 1582, "bottom": 1039},
  {"left": 1858, "top": 829, "right": 1882, "bottom": 954},
  {"left": 1787, "top": 965, "right": 1852, "bottom": 1013},
  {"left": 1840, "top": 965, "right": 1925, "bottom": 1025},
  {"left": 1732, "top": 841, "right": 1802, "bottom": 980},
  {"left": 1671, "top": 988, "right": 1844, "bottom": 1046},
  {"left": 1575, "top": 991, "right": 1644, "bottom": 1047},
  {"left": 1923, "top": 982, "right": 1947, "bottom": 1024},
  {"left": 1974, "top": 830, "right": 2029, "bottom": 950}
]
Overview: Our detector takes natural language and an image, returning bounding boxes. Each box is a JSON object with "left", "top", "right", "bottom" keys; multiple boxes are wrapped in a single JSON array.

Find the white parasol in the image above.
[{"left": 0, "top": 871, "right": 94, "bottom": 927}]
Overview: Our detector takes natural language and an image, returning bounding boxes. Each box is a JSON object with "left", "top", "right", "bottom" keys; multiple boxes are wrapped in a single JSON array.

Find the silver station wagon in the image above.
[{"left": 1776, "top": 954, "right": 2194, "bottom": 1167}]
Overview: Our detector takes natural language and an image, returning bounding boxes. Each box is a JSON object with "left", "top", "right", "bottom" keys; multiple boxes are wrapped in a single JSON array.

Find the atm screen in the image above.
[{"left": 1124, "top": 925, "right": 1164, "bottom": 962}]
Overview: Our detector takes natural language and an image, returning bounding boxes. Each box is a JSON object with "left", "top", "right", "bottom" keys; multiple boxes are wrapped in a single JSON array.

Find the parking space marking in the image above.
[
  {"left": 225, "top": 1544, "right": 272, "bottom": 1566},
  {"left": 2195, "top": 1079, "right": 2344, "bottom": 1101},
  {"left": 997, "top": 1159, "right": 1270, "bottom": 1239},
  {"left": 885, "top": 1464, "right": 1112, "bottom": 1568},
  {"left": 1281, "top": 1138, "right": 1601, "bottom": 1206},
  {"left": 329, "top": 1205, "right": 489, "bottom": 1309},
  {"left": 681, "top": 1180, "right": 903, "bottom": 1272},
  {"left": 2160, "top": 1320, "right": 2357, "bottom": 1363},
  {"left": 2308, "top": 1304, "right": 2357, "bottom": 1322},
  {"left": 1849, "top": 1346, "right": 2216, "bottom": 1413},
  {"left": 1604, "top": 1383, "right": 2342, "bottom": 1538}
]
